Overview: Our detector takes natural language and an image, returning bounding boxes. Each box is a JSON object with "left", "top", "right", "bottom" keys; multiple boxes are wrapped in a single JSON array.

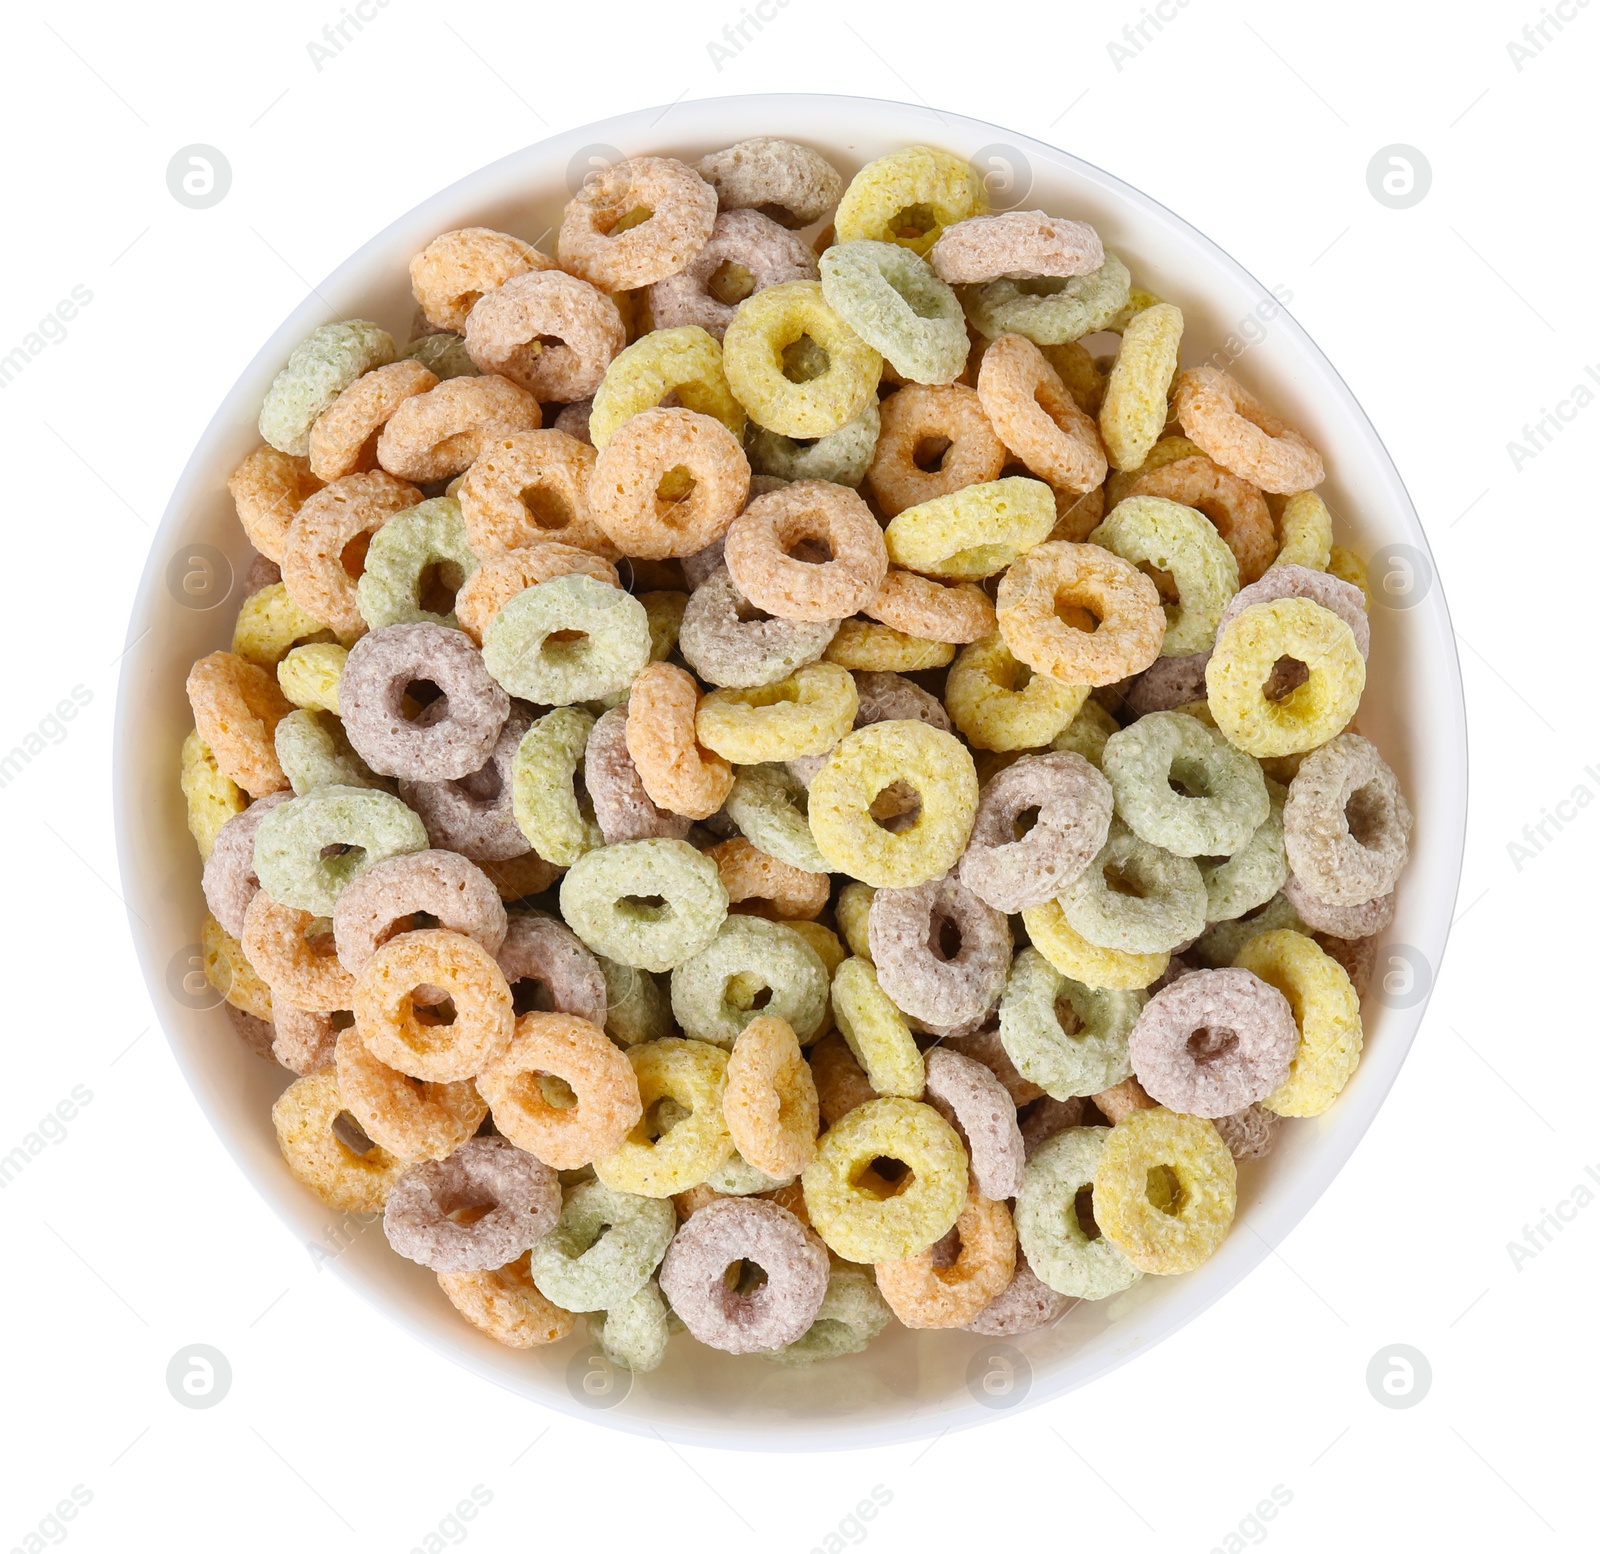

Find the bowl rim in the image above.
[{"left": 115, "top": 90, "right": 1468, "bottom": 1451}]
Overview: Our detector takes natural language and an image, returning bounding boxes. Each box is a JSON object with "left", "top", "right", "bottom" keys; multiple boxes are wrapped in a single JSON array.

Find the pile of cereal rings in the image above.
[{"left": 181, "top": 138, "right": 1411, "bottom": 1371}]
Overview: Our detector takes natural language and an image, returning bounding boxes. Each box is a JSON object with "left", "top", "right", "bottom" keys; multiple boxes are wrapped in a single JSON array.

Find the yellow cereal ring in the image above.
[
  {"left": 271, "top": 1068, "right": 406, "bottom": 1212},
  {"left": 181, "top": 730, "right": 246, "bottom": 859},
  {"left": 722, "top": 281, "right": 882, "bottom": 438},
  {"left": 874, "top": 1183, "right": 1015, "bottom": 1328},
  {"left": 1104, "top": 435, "right": 1206, "bottom": 508},
  {"left": 1039, "top": 339, "right": 1106, "bottom": 415},
  {"left": 695, "top": 661, "right": 858, "bottom": 763},
  {"left": 1274, "top": 490, "right": 1333, "bottom": 571},
  {"left": 1237, "top": 929, "right": 1363, "bottom": 1116},
  {"left": 800, "top": 1096, "right": 968, "bottom": 1263},
  {"left": 588, "top": 325, "right": 745, "bottom": 449},
  {"left": 784, "top": 919, "right": 846, "bottom": 978},
  {"left": 823, "top": 620, "right": 956, "bottom": 672},
  {"left": 1106, "top": 285, "right": 1166, "bottom": 332},
  {"left": 835, "top": 882, "right": 875, "bottom": 963},
  {"left": 1205, "top": 598, "right": 1366, "bottom": 757},
  {"left": 1021, "top": 900, "right": 1168, "bottom": 991},
  {"left": 202, "top": 911, "right": 273, "bottom": 1021},
  {"left": 945, "top": 632, "right": 1089, "bottom": 751},
  {"left": 1092, "top": 1108, "right": 1236, "bottom": 1274},
  {"left": 231, "top": 583, "right": 336, "bottom": 669},
  {"left": 884, "top": 476, "right": 1056, "bottom": 582},
  {"left": 1326, "top": 544, "right": 1370, "bottom": 605},
  {"left": 809, "top": 721, "right": 979, "bottom": 888},
  {"left": 276, "top": 643, "right": 348, "bottom": 713},
  {"left": 830, "top": 957, "right": 924, "bottom": 1098},
  {"left": 834, "top": 146, "right": 988, "bottom": 257},
  {"left": 1099, "top": 303, "right": 1184, "bottom": 471},
  {"left": 593, "top": 1038, "right": 735, "bottom": 1197}
]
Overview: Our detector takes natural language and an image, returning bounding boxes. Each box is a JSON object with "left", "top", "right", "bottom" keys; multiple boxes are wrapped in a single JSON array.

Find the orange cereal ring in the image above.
[
  {"left": 455, "top": 429, "right": 611, "bottom": 557},
  {"left": 271, "top": 1068, "right": 405, "bottom": 1211},
  {"left": 722, "top": 479, "right": 887, "bottom": 622},
  {"left": 464, "top": 270, "right": 626, "bottom": 400},
  {"left": 282, "top": 470, "right": 422, "bottom": 639},
  {"left": 864, "top": 569, "right": 994, "bottom": 643},
  {"left": 808, "top": 1029, "right": 876, "bottom": 1127},
  {"left": 559, "top": 156, "right": 718, "bottom": 292},
  {"left": 437, "top": 1251, "right": 577, "bottom": 1347},
  {"left": 186, "top": 650, "right": 294, "bottom": 796},
  {"left": 1049, "top": 483, "right": 1105, "bottom": 545},
  {"left": 334, "top": 1025, "right": 486, "bottom": 1163},
  {"left": 353, "top": 928, "right": 514, "bottom": 1082},
  {"left": 240, "top": 892, "right": 356, "bottom": 1013},
  {"left": 589, "top": 407, "right": 751, "bottom": 560},
  {"left": 996, "top": 542, "right": 1165, "bottom": 687},
  {"left": 977, "top": 333, "right": 1108, "bottom": 493},
  {"left": 476, "top": 1011, "right": 643, "bottom": 1169},
  {"left": 454, "top": 543, "right": 620, "bottom": 645},
  {"left": 710, "top": 837, "right": 831, "bottom": 921},
  {"left": 376, "top": 374, "right": 542, "bottom": 484},
  {"left": 228, "top": 447, "right": 323, "bottom": 563},
  {"left": 724, "top": 1014, "right": 819, "bottom": 1179},
  {"left": 1093, "top": 1075, "right": 1157, "bottom": 1123},
  {"left": 1172, "top": 367, "right": 1325, "bottom": 494},
  {"left": 865, "top": 383, "right": 1006, "bottom": 518},
  {"left": 308, "top": 359, "right": 439, "bottom": 482},
  {"left": 410, "top": 226, "right": 559, "bottom": 334},
  {"left": 873, "top": 1183, "right": 1016, "bottom": 1328},
  {"left": 1126, "top": 454, "right": 1277, "bottom": 584},
  {"left": 625, "top": 662, "right": 734, "bottom": 820}
]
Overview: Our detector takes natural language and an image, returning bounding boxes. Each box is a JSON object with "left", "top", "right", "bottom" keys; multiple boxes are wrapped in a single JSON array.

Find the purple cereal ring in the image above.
[
  {"left": 1282, "top": 871, "right": 1396, "bottom": 937},
  {"left": 945, "top": 1024, "right": 1045, "bottom": 1108},
  {"left": 678, "top": 566, "right": 838, "bottom": 689},
  {"left": 495, "top": 913, "right": 608, "bottom": 1028},
  {"left": 923, "top": 1048, "right": 1024, "bottom": 1199},
  {"left": 957, "top": 752, "right": 1114, "bottom": 914},
  {"left": 1212, "top": 1101, "right": 1279, "bottom": 1162},
  {"left": 658, "top": 1197, "right": 829, "bottom": 1354},
  {"left": 341, "top": 623, "right": 510, "bottom": 782},
  {"left": 401, "top": 704, "right": 533, "bottom": 861},
  {"left": 383, "top": 1136, "right": 560, "bottom": 1273},
  {"left": 788, "top": 669, "right": 952, "bottom": 787},
  {"left": 332, "top": 849, "right": 507, "bottom": 977},
  {"left": 1126, "top": 651, "right": 1211, "bottom": 717},
  {"left": 584, "top": 707, "right": 692, "bottom": 845},
  {"left": 648, "top": 209, "right": 819, "bottom": 341},
  {"left": 225, "top": 1003, "right": 278, "bottom": 1063},
  {"left": 1128, "top": 967, "right": 1299, "bottom": 1117},
  {"left": 1283, "top": 733, "right": 1412, "bottom": 907},
  {"left": 1018, "top": 1095, "right": 1085, "bottom": 1160},
  {"left": 868, "top": 873, "right": 1012, "bottom": 1029},
  {"left": 202, "top": 790, "right": 293, "bottom": 938},
  {"left": 552, "top": 399, "right": 594, "bottom": 446},
  {"left": 1216, "top": 564, "right": 1370, "bottom": 658},
  {"left": 965, "top": 1248, "right": 1072, "bottom": 1335},
  {"left": 272, "top": 1005, "right": 343, "bottom": 1074}
]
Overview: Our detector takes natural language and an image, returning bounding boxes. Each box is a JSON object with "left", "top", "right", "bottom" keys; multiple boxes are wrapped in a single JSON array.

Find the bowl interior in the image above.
[{"left": 116, "top": 93, "right": 1466, "bottom": 1450}]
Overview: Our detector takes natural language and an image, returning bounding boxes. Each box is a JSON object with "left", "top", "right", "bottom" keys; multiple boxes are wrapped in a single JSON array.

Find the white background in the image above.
[{"left": 2, "top": 0, "right": 1595, "bottom": 1549}]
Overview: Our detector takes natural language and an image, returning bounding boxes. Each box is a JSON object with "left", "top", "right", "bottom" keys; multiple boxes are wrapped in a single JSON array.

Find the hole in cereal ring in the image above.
[
  {"left": 451, "top": 289, "right": 484, "bottom": 318},
  {"left": 403, "top": 679, "right": 446, "bottom": 720},
  {"left": 1137, "top": 561, "right": 1180, "bottom": 603},
  {"left": 1264, "top": 655, "right": 1311, "bottom": 703},
  {"left": 852, "top": 1157, "right": 915, "bottom": 1199},
  {"left": 1074, "top": 1184, "right": 1102, "bottom": 1241},
  {"left": 1054, "top": 593, "right": 1102, "bottom": 634},
  {"left": 1186, "top": 1026, "right": 1239, "bottom": 1065},
  {"left": 303, "top": 917, "right": 339, "bottom": 958},
  {"left": 912, "top": 435, "right": 953, "bottom": 472},
  {"left": 1053, "top": 995, "right": 1084, "bottom": 1037},
  {"left": 1145, "top": 1163, "right": 1185, "bottom": 1216},
  {"left": 781, "top": 336, "right": 830, "bottom": 384},
  {"left": 416, "top": 560, "right": 466, "bottom": 617},
  {"left": 755, "top": 201, "right": 805, "bottom": 230},
  {"left": 329, "top": 1009, "right": 356, "bottom": 1031},
  {"left": 645, "top": 1096, "right": 689, "bottom": 1141},
  {"left": 725, "top": 972, "right": 773, "bottom": 1012},
  {"left": 510, "top": 977, "right": 554, "bottom": 1016},
  {"left": 887, "top": 203, "right": 938, "bottom": 243},
  {"left": 340, "top": 531, "right": 374, "bottom": 578},
  {"left": 1012, "top": 805, "right": 1041, "bottom": 841},
  {"left": 732, "top": 594, "right": 775, "bottom": 625},
  {"left": 455, "top": 762, "right": 503, "bottom": 803},
  {"left": 1167, "top": 757, "right": 1215, "bottom": 800},
  {"left": 534, "top": 1072, "right": 578, "bottom": 1109},
  {"left": 1346, "top": 782, "right": 1386, "bottom": 847},
  {"left": 545, "top": 628, "right": 589, "bottom": 645},
  {"left": 412, "top": 992, "right": 458, "bottom": 1027},
  {"left": 927, "top": 911, "right": 963, "bottom": 963},
  {"left": 1016, "top": 277, "right": 1069, "bottom": 300},
  {"left": 929, "top": 1227, "right": 962, "bottom": 1269},
  {"left": 619, "top": 893, "right": 669, "bottom": 922},
  {"left": 1102, "top": 861, "right": 1149, "bottom": 900},
  {"left": 869, "top": 780, "right": 923, "bottom": 835},
  {"left": 786, "top": 531, "right": 835, "bottom": 565},
  {"left": 708, "top": 259, "right": 757, "bottom": 305},
  {"left": 724, "top": 1259, "right": 770, "bottom": 1295},
  {"left": 656, "top": 466, "right": 698, "bottom": 513},
  {"left": 332, "top": 1110, "right": 377, "bottom": 1155},
  {"left": 319, "top": 841, "right": 363, "bottom": 864},
  {"left": 517, "top": 482, "right": 575, "bottom": 533},
  {"left": 609, "top": 205, "right": 654, "bottom": 235}
]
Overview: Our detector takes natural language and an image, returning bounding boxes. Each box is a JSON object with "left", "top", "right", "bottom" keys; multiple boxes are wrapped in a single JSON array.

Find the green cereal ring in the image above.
[
  {"left": 253, "top": 783, "right": 429, "bottom": 915},
  {"left": 765, "top": 1268, "right": 892, "bottom": 1365},
  {"left": 482, "top": 573, "right": 651, "bottom": 705},
  {"left": 274, "top": 708, "right": 385, "bottom": 795},
  {"left": 1015, "top": 1127, "right": 1143, "bottom": 1299},
  {"left": 1102, "top": 711, "right": 1270, "bottom": 858},
  {"left": 704, "top": 1151, "right": 793, "bottom": 1195},
  {"left": 599, "top": 957, "right": 674, "bottom": 1047},
  {"left": 819, "top": 241, "right": 967, "bottom": 385},
  {"left": 1191, "top": 892, "right": 1305, "bottom": 968},
  {"left": 830, "top": 956, "right": 924, "bottom": 1098},
  {"left": 402, "top": 333, "right": 479, "bottom": 380},
  {"left": 259, "top": 320, "right": 396, "bottom": 457},
  {"left": 1090, "top": 496, "right": 1239, "bottom": 656},
  {"left": 962, "top": 253, "right": 1132, "bottom": 345},
  {"left": 356, "top": 497, "right": 479, "bottom": 631},
  {"left": 669, "top": 915, "right": 829, "bottom": 1048},
  {"left": 559, "top": 839, "right": 728, "bottom": 972},
  {"left": 511, "top": 707, "right": 602, "bottom": 867},
  {"left": 746, "top": 398, "right": 880, "bottom": 489},
  {"left": 528, "top": 1179, "right": 676, "bottom": 1312},
  {"left": 588, "top": 1278, "right": 671, "bottom": 1372},
  {"left": 998, "top": 947, "right": 1142, "bottom": 1100},
  {"left": 1051, "top": 699, "right": 1120, "bottom": 768},
  {"left": 1060, "top": 821, "right": 1207, "bottom": 954},
  {"left": 723, "top": 763, "right": 829, "bottom": 874},
  {"left": 1202, "top": 779, "right": 1289, "bottom": 923}
]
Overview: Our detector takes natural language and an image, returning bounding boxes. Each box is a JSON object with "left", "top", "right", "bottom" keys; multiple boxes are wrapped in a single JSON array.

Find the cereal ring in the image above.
[
  {"left": 748, "top": 397, "right": 879, "bottom": 488},
  {"left": 808, "top": 1027, "right": 878, "bottom": 1126},
  {"left": 281, "top": 470, "right": 424, "bottom": 639},
  {"left": 945, "top": 634, "right": 1090, "bottom": 752},
  {"left": 944, "top": 1023, "right": 1045, "bottom": 1108},
  {"left": 976, "top": 334, "right": 1107, "bottom": 493},
  {"left": 593, "top": 1038, "right": 735, "bottom": 1197},
  {"left": 456, "top": 430, "right": 612, "bottom": 558},
  {"left": 1099, "top": 303, "right": 1184, "bottom": 471},
  {"left": 965, "top": 1248, "right": 1073, "bottom": 1335},
  {"left": 1105, "top": 435, "right": 1207, "bottom": 507},
  {"left": 589, "top": 325, "right": 745, "bottom": 448},
  {"left": 722, "top": 281, "right": 882, "bottom": 438},
  {"left": 995, "top": 542, "right": 1165, "bottom": 688},
  {"left": 923, "top": 1049, "right": 1025, "bottom": 1200},
  {"left": 659, "top": 1197, "right": 829, "bottom": 1353},
  {"left": 455, "top": 542, "right": 620, "bottom": 646},
  {"left": 1217, "top": 564, "right": 1370, "bottom": 659},
  {"left": 1173, "top": 367, "right": 1325, "bottom": 494},
  {"left": 333, "top": 1024, "right": 486, "bottom": 1162},
  {"left": 1212, "top": 1102, "right": 1280, "bottom": 1162},
  {"left": 270, "top": 1006, "right": 337, "bottom": 1075},
  {"left": 670, "top": 915, "right": 830, "bottom": 1047},
  {"left": 479, "top": 850, "right": 563, "bottom": 903},
  {"left": 868, "top": 873, "right": 1010, "bottom": 1029},
  {"left": 1051, "top": 698, "right": 1120, "bottom": 768},
  {"left": 241, "top": 892, "right": 354, "bottom": 1012},
  {"left": 809, "top": 721, "right": 979, "bottom": 887},
  {"left": 182, "top": 730, "right": 248, "bottom": 859},
  {"left": 274, "top": 709, "right": 381, "bottom": 796},
  {"left": 559, "top": 156, "right": 718, "bottom": 291},
  {"left": 228, "top": 447, "right": 323, "bottom": 563},
  {"left": 1202, "top": 780, "right": 1290, "bottom": 923},
  {"left": 376, "top": 375, "right": 542, "bottom": 484},
  {"left": 696, "top": 139, "right": 844, "bottom": 229},
  {"left": 1092, "top": 1108, "right": 1237, "bottom": 1274},
  {"left": 399, "top": 706, "right": 533, "bottom": 862},
  {"left": 403, "top": 332, "right": 479, "bottom": 381},
  {"left": 186, "top": 651, "right": 293, "bottom": 797},
  {"left": 482, "top": 573, "right": 651, "bottom": 704},
  {"left": 588, "top": 1278, "right": 671, "bottom": 1372},
  {"left": 1325, "top": 545, "right": 1370, "bottom": 604},
  {"left": 1190, "top": 892, "right": 1305, "bottom": 969},
  {"left": 695, "top": 661, "right": 858, "bottom": 763},
  {"left": 874, "top": 1184, "right": 1015, "bottom": 1329},
  {"left": 822, "top": 621, "right": 954, "bottom": 673},
  {"left": 1126, "top": 651, "right": 1211, "bottom": 717},
  {"left": 259, "top": 320, "right": 396, "bottom": 457},
  {"left": 464, "top": 271, "right": 626, "bottom": 401},
  {"left": 1282, "top": 873, "right": 1394, "bottom": 937},
  {"left": 203, "top": 790, "right": 294, "bottom": 937},
  {"left": 309, "top": 358, "right": 439, "bottom": 482},
  {"left": 1022, "top": 900, "right": 1169, "bottom": 992},
  {"left": 765, "top": 1267, "right": 892, "bottom": 1364},
  {"left": 800, "top": 1096, "right": 968, "bottom": 1263},
  {"left": 723, "top": 480, "right": 888, "bottom": 623},
  {"left": 830, "top": 958, "right": 924, "bottom": 1098},
  {"left": 352, "top": 497, "right": 477, "bottom": 632},
  {"left": 495, "top": 914, "right": 607, "bottom": 1026},
  {"left": 623, "top": 662, "right": 734, "bottom": 820},
  {"left": 477, "top": 1011, "right": 643, "bottom": 1169},
  {"left": 383, "top": 1136, "right": 560, "bottom": 1272},
  {"left": 723, "top": 764, "right": 828, "bottom": 874},
  {"left": 558, "top": 839, "right": 728, "bottom": 972},
  {"left": 410, "top": 227, "right": 558, "bottom": 334},
  {"left": 930, "top": 210, "right": 1103, "bottom": 284},
  {"left": 962, "top": 252, "right": 1132, "bottom": 345},
  {"left": 1125, "top": 455, "right": 1277, "bottom": 585},
  {"left": 1206, "top": 599, "right": 1366, "bottom": 758},
  {"left": 884, "top": 476, "right": 1056, "bottom": 582},
  {"left": 231, "top": 584, "right": 336, "bottom": 669},
  {"left": 724, "top": 1015, "right": 819, "bottom": 1179},
  {"left": 510, "top": 707, "right": 602, "bottom": 867},
  {"left": 648, "top": 209, "right": 820, "bottom": 341},
  {"left": 1273, "top": 490, "right": 1333, "bottom": 571},
  {"left": 203, "top": 913, "right": 273, "bottom": 1022},
  {"left": 865, "top": 383, "right": 1007, "bottom": 518},
  {"left": 679, "top": 567, "right": 839, "bottom": 689},
  {"left": 959, "top": 751, "right": 1113, "bottom": 913},
  {"left": 833, "top": 145, "right": 987, "bottom": 256},
  {"left": 1015, "top": 1127, "right": 1142, "bottom": 1298},
  {"left": 709, "top": 837, "right": 830, "bottom": 920},
  {"left": 1060, "top": 822, "right": 1206, "bottom": 954},
  {"left": 1283, "top": 733, "right": 1411, "bottom": 906},
  {"left": 340, "top": 623, "right": 510, "bottom": 782},
  {"left": 864, "top": 569, "right": 995, "bottom": 643},
  {"left": 270, "top": 1068, "right": 404, "bottom": 1211},
  {"left": 528, "top": 1179, "right": 677, "bottom": 1311},
  {"left": 1019, "top": 1095, "right": 1085, "bottom": 1158},
  {"left": 999, "top": 947, "right": 1142, "bottom": 1099},
  {"left": 819, "top": 240, "right": 967, "bottom": 384},
  {"left": 835, "top": 883, "right": 875, "bottom": 962},
  {"left": 583, "top": 707, "right": 691, "bottom": 845},
  {"left": 331, "top": 849, "right": 506, "bottom": 977},
  {"left": 438, "top": 1252, "right": 576, "bottom": 1348}
]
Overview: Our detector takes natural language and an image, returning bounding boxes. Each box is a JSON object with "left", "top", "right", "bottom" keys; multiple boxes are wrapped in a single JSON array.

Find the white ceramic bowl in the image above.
[{"left": 116, "top": 93, "right": 1466, "bottom": 1450}]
